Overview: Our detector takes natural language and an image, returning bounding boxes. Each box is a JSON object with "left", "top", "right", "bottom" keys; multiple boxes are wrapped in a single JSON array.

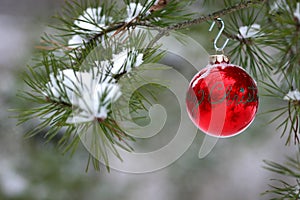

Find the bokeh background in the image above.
[{"left": 0, "top": 0, "right": 298, "bottom": 199}]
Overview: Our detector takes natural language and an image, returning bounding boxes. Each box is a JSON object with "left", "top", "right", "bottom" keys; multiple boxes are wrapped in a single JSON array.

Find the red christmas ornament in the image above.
[{"left": 186, "top": 55, "right": 258, "bottom": 138}]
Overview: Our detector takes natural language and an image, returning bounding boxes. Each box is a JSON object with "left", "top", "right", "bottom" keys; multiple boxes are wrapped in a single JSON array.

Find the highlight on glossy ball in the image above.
[{"left": 185, "top": 55, "right": 259, "bottom": 138}]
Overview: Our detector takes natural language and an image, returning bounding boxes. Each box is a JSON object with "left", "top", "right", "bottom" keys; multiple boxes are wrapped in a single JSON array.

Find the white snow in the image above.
[
  {"left": 94, "top": 49, "right": 144, "bottom": 75},
  {"left": 44, "top": 69, "right": 122, "bottom": 122},
  {"left": 110, "top": 49, "right": 144, "bottom": 74},
  {"left": 44, "top": 69, "right": 78, "bottom": 101},
  {"left": 125, "top": 3, "right": 151, "bottom": 23},
  {"left": 269, "top": 0, "right": 289, "bottom": 14},
  {"left": 237, "top": 24, "right": 263, "bottom": 39},
  {"left": 68, "top": 7, "right": 112, "bottom": 48},
  {"left": 44, "top": 47, "right": 144, "bottom": 122},
  {"left": 68, "top": 2, "right": 159, "bottom": 48},
  {"left": 74, "top": 7, "right": 112, "bottom": 32},
  {"left": 68, "top": 35, "right": 87, "bottom": 48},
  {"left": 283, "top": 89, "right": 300, "bottom": 101},
  {"left": 66, "top": 78, "right": 122, "bottom": 123}
]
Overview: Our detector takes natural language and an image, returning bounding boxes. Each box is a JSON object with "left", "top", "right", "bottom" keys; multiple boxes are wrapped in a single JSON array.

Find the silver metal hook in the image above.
[{"left": 209, "top": 18, "right": 229, "bottom": 52}]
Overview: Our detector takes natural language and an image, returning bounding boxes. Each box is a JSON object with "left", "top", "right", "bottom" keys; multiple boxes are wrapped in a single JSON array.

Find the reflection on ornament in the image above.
[{"left": 186, "top": 55, "right": 259, "bottom": 138}]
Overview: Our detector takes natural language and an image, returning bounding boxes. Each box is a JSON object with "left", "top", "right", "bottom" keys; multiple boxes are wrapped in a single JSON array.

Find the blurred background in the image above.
[{"left": 0, "top": 0, "right": 298, "bottom": 199}]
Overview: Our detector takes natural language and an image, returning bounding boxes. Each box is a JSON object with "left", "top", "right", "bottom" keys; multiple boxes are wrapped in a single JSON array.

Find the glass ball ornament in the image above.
[{"left": 186, "top": 55, "right": 259, "bottom": 138}]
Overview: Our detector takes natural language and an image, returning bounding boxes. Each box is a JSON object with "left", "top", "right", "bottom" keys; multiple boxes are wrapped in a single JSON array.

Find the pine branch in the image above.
[
  {"left": 146, "top": 0, "right": 266, "bottom": 48},
  {"left": 167, "top": 0, "right": 266, "bottom": 31},
  {"left": 263, "top": 150, "right": 300, "bottom": 199},
  {"left": 73, "top": 0, "right": 265, "bottom": 51}
]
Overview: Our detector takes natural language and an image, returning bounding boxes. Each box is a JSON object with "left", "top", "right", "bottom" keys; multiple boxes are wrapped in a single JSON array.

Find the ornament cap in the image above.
[{"left": 209, "top": 54, "right": 230, "bottom": 65}]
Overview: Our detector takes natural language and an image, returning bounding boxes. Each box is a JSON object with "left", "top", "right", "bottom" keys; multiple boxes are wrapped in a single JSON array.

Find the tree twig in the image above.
[
  {"left": 146, "top": 0, "right": 266, "bottom": 48},
  {"left": 82, "top": 0, "right": 265, "bottom": 49},
  {"left": 169, "top": 0, "right": 265, "bottom": 31}
]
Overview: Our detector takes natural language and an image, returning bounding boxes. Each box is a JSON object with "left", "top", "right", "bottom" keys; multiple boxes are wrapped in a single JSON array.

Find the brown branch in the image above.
[
  {"left": 146, "top": 0, "right": 266, "bottom": 48},
  {"left": 85, "top": 0, "right": 266, "bottom": 49},
  {"left": 167, "top": 0, "right": 266, "bottom": 31},
  {"left": 90, "top": 21, "right": 155, "bottom": 44}
]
